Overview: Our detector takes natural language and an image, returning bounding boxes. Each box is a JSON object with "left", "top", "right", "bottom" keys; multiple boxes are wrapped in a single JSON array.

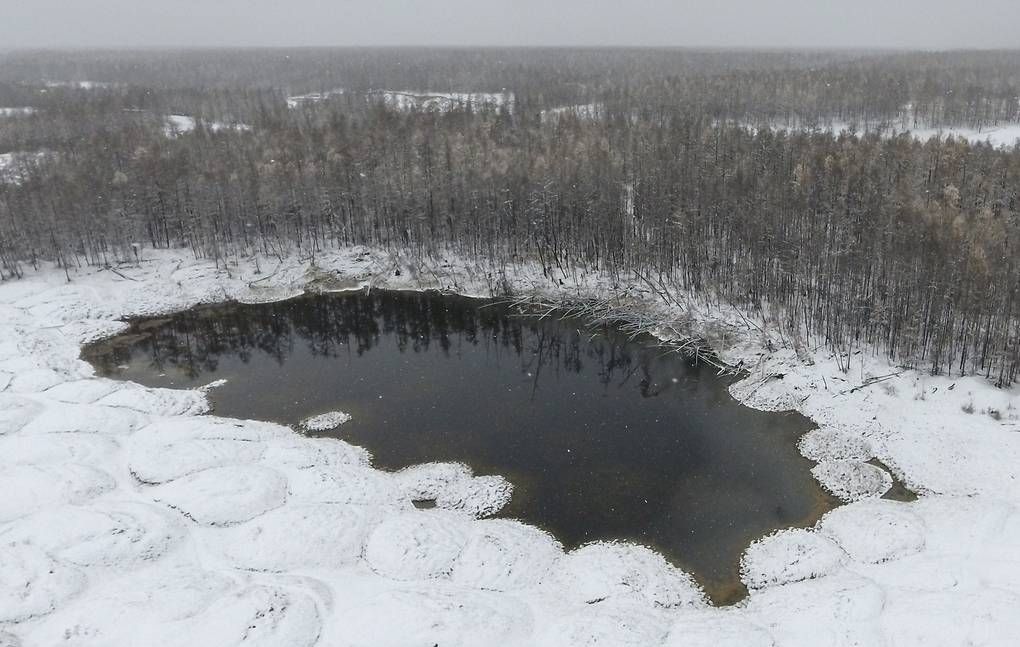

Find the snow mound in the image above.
[
  {"left": 286, "top": 462, "right": 403, "bottom": 506},
  {"left": 0, "top": 542, "right": 85, "bottom": 622},
  {"left": 395, "top": 461, "right": 513, "bottom": 517},
  {"left": 741, "top": 529, "right": 847, "bottom": 590},
  {"left": 0, "top": 502, "right": 186, "bottom": 569},
  {"left": 798, "top": 425, "right": 874, "bottom": 462},
  {"left": 0, "top": 463, "right": 116, "bottom": 522},
  {"left": 363, "top": 510, "right": 471, "bottom": 580},
  {"left": 191, "top": 583, "right": 321, "bottom": 647},
  {"left": 41, "top": 378, "right": 123, "bottom": 404},
  {"left": 212, "top": 503, "right": 375, "bottom": 572},
  {"left": 299, "top": 410, "right": 351, "bottom": 431},
  {"left": 535, "top": 603, "right": 671, "bottom": 647},
  {"left": 128, "top": 437, "right": 265, "bottom": 484},
  {"left": 149, "top": 465, "right": 287, "bottom": 526},
  {"left": 334, "top": 584, "right": 531, "bottom": 647},
  {"left": 742, "top": 572, "right": 887, "bottom": 646},
  {"left": 31, "top": 565, "right": 236, "bottom": 644},
  {"left": 0, "top": 631, "right": 21, "bottom": 647},
  {"left": 663, "top": 612, "right": 775, "bottom": 647},
  {"left": 819, "top": 499, "right": 925, "bottom": 563},
  {"left": 137, "top": 416, "right": 290, "bottom": 443},
  {"left": 544, "top": 542, "right": 706, "bottom": 609},
  {"left": 20, "top": 402, "right": 144, "bottom": 436},
  {"left": 0, "top": 394, "right": 43, "bottom": 435},
  {"left": 450, "top": 518, "right": 563, "bottom": 591},
  {"left": 7, "top": 367, "right": 65, "bottom": 392},
  {"left": 96, "top": 384, "right": 208, "bottom": 416},
  {"left": 263, "top": 435, "right": 370, "bottom": 469},
  {"left": 811, "top": 460, "right": 893, "bottom": 501},
  {"left": 0, "top": 433, "right": 118, "bottom": 470},
  {"left": 880, "top": 587, "right": 1020, "bottom": 646},
  {"left": 31, "top": 567, "right": 320, "bottom": 647}
]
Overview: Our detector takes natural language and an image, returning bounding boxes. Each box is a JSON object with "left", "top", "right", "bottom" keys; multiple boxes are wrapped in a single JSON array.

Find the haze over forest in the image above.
[{"left": 1, "top": 0, "right": 1018, "bottom": 50}]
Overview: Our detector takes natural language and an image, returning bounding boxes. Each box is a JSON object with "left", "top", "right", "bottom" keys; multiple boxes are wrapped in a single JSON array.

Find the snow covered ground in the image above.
[
  {"left": 162, "top": 115, "right": 196, "bottom": 138},
  {"left": 285, "top": 88, "right": 514, "bottom": 113},
  {"left": 41, "top": 80, "right": 118, "bottom": 90},
  {"left": 286, "top": 89, "right": 345, "bottom": 108},
  {"left": 0, "top": 107, "right": 36, "bottom": 117},
  {"left": 539, "top": 102, "right": 604, "bottom": 123},
  {"left": 369, "top": 90, "right": 513, "bottom": 113},
  {"left": 0, "top": 151, "right": 52, "bottom": 185},
  {"left": 745, "top": 117, "right": 1020, "bottom": 148},
  {"left": 161, "top": 115, "right": 251, "bottom": 138},
  {"left": 1, "top": 247, "right": 1018, "bottom": 646}
]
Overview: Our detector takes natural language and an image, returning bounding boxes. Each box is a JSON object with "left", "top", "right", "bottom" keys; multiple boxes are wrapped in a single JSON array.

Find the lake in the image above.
[{"left": 83, "top": 289, "right": 835, "bottom": 603}]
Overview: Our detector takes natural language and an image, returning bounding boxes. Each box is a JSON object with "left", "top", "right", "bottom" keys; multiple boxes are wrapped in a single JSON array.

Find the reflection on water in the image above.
[{"left": 83, "top": 290, "right": 834, "bottom": 603}]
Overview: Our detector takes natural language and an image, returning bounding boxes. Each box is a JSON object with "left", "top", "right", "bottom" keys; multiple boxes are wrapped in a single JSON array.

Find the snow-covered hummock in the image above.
[
  {"left": 300, "top": 410, "right": 352, "bottom": 431},
  {"left": 0, "top": 247, "right": 1018, "bottom": 645}
]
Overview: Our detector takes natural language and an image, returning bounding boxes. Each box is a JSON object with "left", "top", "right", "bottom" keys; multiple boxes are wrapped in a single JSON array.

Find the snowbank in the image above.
[{"left": 0, "top": 246, "right": 1017, "bottom": 645}]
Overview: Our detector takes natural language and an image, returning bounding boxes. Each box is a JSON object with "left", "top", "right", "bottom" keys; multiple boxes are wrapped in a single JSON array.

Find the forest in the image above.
[{"left": 1, "top": 47, "right": 1019, "bottom": 385}]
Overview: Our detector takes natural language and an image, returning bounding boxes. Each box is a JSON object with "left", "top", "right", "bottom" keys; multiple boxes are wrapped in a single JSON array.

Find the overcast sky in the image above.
[{"left": 1, "top": 0, "right": 1018, "bottom": 50}]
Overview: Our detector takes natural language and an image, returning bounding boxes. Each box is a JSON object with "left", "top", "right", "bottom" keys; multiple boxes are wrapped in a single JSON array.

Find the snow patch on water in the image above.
[{"left": 299, "top": 410, "right": 351, "bottom": 431}]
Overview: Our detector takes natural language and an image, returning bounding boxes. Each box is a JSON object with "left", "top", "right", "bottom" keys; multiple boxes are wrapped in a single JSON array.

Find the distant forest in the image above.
[{"left": 1, "top": 48, "right": 1019, "bottom": 385}]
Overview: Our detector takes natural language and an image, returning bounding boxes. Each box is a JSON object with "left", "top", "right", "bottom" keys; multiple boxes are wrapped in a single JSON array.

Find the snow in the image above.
[
  {"left": 299, "top": 410, "right": 351, "bottom": 431},
  {"left": 370, "top": 89, "right": 514, "bottom": 113},
  {"left": 539, "top": 102, "right": 603, "bottom": 123},
  {"left": 745, "top": 116, "right": 1020, "bottom": 148},
  {"left": 42, "top": 80, "right": 116, "bottom": 90},
  {"left": 286, "top": 88, "right": 344, "bottom": 108},
  {"left": 284, "top": 88, "right": 514, "bottom": 113},
  {"left": 740, "top": 529, "right": 847, "bottom": 590},
  {"left": 810, "top": 460, "right": 893, "bottom": 501},
  {"left": 0, "top": 247, "right": 1018, "bottom": 645},
  {"left": 0, "top": 151, "right": 51, "bottom": 185},
  {"left": 163, "top": 115, "right": 196, "bottom": 137},
  {"left": 0, "top": 107, "right": 36, "bottom": 117}
]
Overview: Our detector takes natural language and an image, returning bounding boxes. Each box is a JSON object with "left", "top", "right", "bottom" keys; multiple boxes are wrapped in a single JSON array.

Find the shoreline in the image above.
[{"left": 1, "top": 245, "right": 1018, "bottom": 645}]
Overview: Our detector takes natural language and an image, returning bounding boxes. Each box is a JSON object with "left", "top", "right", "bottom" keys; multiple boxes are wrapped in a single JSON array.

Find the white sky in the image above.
[{"left": 1, "top": 0, "right": 1018, "bottom": 50}]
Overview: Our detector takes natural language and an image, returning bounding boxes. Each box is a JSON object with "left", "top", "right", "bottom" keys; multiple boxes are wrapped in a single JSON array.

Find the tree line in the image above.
[{"left": 1, "top": 48, "right": 1018, "bottom": 385}]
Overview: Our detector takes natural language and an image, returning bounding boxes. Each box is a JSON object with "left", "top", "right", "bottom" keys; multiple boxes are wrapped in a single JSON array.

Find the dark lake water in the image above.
[{"left": 83, "top": 290, "right": 835, "bottom": 603}]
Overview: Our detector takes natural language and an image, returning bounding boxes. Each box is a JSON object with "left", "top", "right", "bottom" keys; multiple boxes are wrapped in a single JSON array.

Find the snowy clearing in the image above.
[
  {"left": 0, "top": 247, "right": 1017, "bottom": 645},
  {"left": 745, "top": 117, "right": 1020, "bottom": 148},
  {"left": 0, "top": 151, "right": 52, "bottom": 185},
  {"left": 369, "top": 89, "right": 513, "bottom": 113},
  {"left": 539, "top": 102, "right": 604, "bottom": 123},
  {"left": 0, "top": 107, "right": 36, "bottom": 117},
  {"left": 285, "top": 88, "right": 514, "bottom": 113}
]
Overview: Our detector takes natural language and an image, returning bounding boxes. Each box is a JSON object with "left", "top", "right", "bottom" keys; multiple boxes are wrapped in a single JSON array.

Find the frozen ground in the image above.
[{"left": 0, "top": 247, "right": 1018, "bottom": 646}]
